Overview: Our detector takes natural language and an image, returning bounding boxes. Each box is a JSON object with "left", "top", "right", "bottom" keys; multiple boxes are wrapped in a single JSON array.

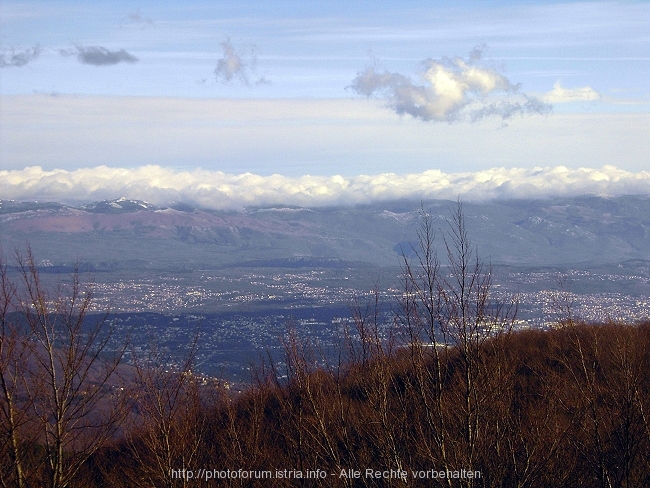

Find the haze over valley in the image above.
[{"left": 3, "top": 195, "right": 649, "bottom": 379}]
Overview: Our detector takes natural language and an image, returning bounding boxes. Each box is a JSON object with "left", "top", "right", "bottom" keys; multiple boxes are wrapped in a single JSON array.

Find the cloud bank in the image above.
[
  {"left": 60, "top": 46, "right": 139, "bottom": 66},
  {"left": 351, "top": 48, "right": 551, "bottom": 122},
  {"left": 2, "top": 166, "right": 649, "bottom": 210}
]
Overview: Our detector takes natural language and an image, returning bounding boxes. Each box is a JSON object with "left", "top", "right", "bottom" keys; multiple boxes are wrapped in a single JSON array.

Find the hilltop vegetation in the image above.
[
  {"left": 93, "top": 321, "right": 649, "bottom": 487},
  {"left": 2, "top": 204, "right": 650, "bottom": 487}
]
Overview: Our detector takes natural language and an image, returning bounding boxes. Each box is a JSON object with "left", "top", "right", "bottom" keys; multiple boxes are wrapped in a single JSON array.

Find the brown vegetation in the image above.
[
  {"left": 2, "top": 206, "right": 650, "bottom": 487},
  {"left": 87, "top": 321, "right": 650, "bottom": 488}
]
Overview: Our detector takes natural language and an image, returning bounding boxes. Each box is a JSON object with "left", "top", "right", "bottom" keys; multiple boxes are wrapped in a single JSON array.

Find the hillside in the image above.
[
  {"left": 94, "top": 322, "right": 650, "bottom": 487},
  {"left": 1, "top": 196, "right": 650, "bottom": 270}
]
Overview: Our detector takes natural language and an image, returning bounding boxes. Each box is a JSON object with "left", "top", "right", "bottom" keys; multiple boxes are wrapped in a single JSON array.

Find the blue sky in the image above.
[{"left": 1, "top": 1, "right": 649, "bottom": 207}]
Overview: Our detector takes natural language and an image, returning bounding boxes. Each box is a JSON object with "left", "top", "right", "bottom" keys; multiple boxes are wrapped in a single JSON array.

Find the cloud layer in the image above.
[
  {"left": 2, "top": 165, "right": 649, "bottom": 210},
  {"left": 3, "top": 96, "right": 648, "bottom": 176},
  {"left": 351, "top": 49, "right": 551, "bottom": 122}
]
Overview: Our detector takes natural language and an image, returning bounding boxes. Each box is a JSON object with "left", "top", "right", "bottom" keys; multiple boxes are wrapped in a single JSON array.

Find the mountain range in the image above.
[{"left": 1, "top": 195, "right": 650, "bottom": 270}]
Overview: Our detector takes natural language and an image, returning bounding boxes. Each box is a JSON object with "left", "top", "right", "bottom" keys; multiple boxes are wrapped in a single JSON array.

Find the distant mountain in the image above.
[
  {"left": 1, "top": 196, "right": 649, "bottom": 269},
  {"left": 80, "top": 197, "right": 159, "bottom": 214},
  {"left": 0, "top": 199, "right": 65, "bottom": 214}
]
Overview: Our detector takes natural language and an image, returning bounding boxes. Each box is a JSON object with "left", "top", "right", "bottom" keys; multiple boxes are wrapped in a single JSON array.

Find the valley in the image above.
[{"left": 2, "top": 196, "right": 650, "bottom": 381}]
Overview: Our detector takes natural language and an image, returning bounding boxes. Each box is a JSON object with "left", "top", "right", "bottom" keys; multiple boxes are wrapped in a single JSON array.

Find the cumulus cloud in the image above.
[
  {"left": 543, "top": 81, "right": 601, "bottom": 103},
  {"left": 0, "top": 45, "right": 41, "bottom": 67},
  {"left": 350, "top": 48, "right": 551, "bottom": 122},
  {"left": 60, "top": 46, "right": 138, "bottom": 66},
  {"left": 214, "top": 40, "right": 269, "bottom": 85},
  {"left": 2, "top": 165, "right": 649, "bottom": 210}
]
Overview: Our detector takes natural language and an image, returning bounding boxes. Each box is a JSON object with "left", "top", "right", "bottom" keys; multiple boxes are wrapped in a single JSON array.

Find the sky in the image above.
[{"left": 1, "top": 0, "right": 649, "bottom": 208}]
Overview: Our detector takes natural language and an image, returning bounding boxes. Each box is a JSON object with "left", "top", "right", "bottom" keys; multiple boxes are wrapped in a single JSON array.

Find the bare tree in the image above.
[
  {"left": 348, "top": 287, "right": 412, "bottom": 479},
  {"left": 123, "top": 337, "right": 208, "bottom": 488},
  {"left": 439, "top": 202, "right": 517, "bottom": 472},
  {"left": 0, "top": 254, "right": 35, "bottom": 488},
  {"left": 396, "top": 205, "right": 455, "bottom": 482},
  {"left": 397, "top": 201, "right": 518, "bottom": 485},
  {"left": 1, "top": 248, "right": 129, "bottom": 488}
]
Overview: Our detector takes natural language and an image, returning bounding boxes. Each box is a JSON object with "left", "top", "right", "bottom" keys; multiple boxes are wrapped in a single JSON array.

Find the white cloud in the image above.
[
  {"left": 2, "top": 165, "right": 649, "bottom": 210},
  {"left": 543, "top": 81, "right": 601, "bottom": 103},
  {"left": 350, "top": 48, "right": 551, "bottom": 122}
]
